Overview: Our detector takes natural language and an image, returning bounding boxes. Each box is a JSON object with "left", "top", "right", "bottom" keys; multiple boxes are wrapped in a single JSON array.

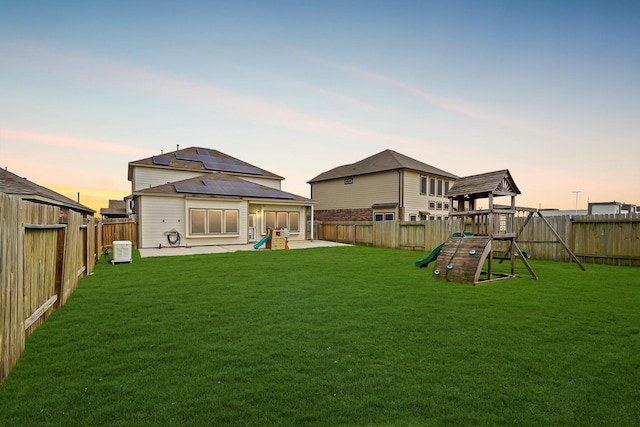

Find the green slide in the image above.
[{"left": 415, "top": 242, "right": 445, "bottom": 268}]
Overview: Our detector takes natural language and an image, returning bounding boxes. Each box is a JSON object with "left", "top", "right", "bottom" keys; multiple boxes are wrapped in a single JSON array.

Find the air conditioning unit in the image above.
[{"left": 112, "top": 240, "right": 132, "bottom": 264}]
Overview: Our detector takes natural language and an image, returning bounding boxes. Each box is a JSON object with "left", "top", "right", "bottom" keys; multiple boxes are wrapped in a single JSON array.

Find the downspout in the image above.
[
  {"left": 310, "top": 204, "right": 314, "bottom": 241},
  {"left": 398, "top": 170, "right": 404, "bottom": 220}
]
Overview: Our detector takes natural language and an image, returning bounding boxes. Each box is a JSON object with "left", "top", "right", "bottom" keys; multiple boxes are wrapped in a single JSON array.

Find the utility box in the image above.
[
  {"left": 112, "top": 240, "right": 132, "bottom": 263},
  {"left": 267, "top": 228, "right": 286, "bottom": 250}
]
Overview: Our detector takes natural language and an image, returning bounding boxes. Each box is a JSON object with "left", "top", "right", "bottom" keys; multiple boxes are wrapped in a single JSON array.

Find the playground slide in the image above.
[
  {"left": 253, "top": 235, "right": 270, "bottom": 249},
  {"left": 415, "top": 242, "right": 445, "bottom": 268}
]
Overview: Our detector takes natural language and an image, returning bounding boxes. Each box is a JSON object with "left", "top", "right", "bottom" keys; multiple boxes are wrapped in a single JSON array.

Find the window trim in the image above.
[
  {"left": 188, "top": 208, "right": 239, "bottom": 236},
  {"left": 374, "top": 212, "right": 395, "bottom": 221},
  {"left": 263, "top": 210, "right": 301, "bottom": 234}
]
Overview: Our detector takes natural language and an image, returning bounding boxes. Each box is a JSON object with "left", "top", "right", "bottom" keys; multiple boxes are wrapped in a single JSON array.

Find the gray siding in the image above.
[{"left": 311, "top": 171, "right": 399, "bottom": 210}]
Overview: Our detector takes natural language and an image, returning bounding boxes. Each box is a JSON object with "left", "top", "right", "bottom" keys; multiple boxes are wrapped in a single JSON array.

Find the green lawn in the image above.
[{"left": 1, "top": 246, "right": 639, "bottom": 426}]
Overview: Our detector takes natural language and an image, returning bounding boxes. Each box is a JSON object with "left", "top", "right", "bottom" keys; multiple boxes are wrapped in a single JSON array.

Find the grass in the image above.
[{"left": 1, "top": 246, "right": 639, "bottom": 426}]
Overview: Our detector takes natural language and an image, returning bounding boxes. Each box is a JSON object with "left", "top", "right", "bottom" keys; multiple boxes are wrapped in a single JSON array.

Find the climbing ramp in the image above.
[{"left": 432, "top": 236, "right": 491, "bottom": 284}]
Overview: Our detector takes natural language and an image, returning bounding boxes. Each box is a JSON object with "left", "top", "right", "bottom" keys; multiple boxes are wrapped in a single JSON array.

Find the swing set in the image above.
[{"left": 431, "top": 170, "right": 584, "bottom": 284}]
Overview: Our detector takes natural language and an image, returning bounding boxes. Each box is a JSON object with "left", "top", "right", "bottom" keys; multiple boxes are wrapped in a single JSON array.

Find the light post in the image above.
[{"left": 571, "top": 191, "right": 581, "bottom": 215}]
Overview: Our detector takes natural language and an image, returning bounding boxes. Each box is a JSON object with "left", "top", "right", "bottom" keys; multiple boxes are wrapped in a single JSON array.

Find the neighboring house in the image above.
[
  {"left": 99, "top": 197, "right": 134, "bottom": 219},
  {"left": 0, "top": 167, "right": 95, "bottom": 220},
  {"left": 307, "top": 149, "right": 458, "bottom": 221},
  {"left": 128, "top": 147, "right": 314, "bottom": 249},
  {"left": 588, "top": 201, "right": 639, "bottom": 215},
  {"left": 537, "top": 209, "right": 588, "bottom": 217}
]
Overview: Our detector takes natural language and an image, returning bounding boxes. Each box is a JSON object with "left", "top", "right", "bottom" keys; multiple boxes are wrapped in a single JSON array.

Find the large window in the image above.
[
  {"left": 429, "top": 178, "right": 436, "bottom": 196},
  {"left": 264, "top": 211, "right": 300, "bottom": 232},
  {"left": 437, "top": 179, "right": 443, "bottom": 196},
  {"left": 190, "top": 209, "right": 239, "bottom": 235}
]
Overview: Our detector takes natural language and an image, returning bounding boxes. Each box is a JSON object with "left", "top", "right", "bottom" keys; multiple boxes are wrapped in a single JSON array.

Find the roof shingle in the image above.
[{"left": 307, "top": 149, "right": 458, "bottom": 183}]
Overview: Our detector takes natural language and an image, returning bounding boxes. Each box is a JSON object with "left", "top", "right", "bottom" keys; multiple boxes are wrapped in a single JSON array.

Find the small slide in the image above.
[
  {"left": 253, "top": 235, "right": 270, "bottom": 249},
  {"left": 415, "top": 242, "right": 445, "bottom": 268}
]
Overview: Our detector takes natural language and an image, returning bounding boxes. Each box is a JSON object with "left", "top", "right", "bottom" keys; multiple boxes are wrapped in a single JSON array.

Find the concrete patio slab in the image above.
[{"left": 139, "top": 240, "right": 351, "bottom": 258}]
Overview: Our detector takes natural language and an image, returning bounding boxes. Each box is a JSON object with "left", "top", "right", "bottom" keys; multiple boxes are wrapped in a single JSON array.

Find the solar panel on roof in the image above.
[
  {"left": 173, "top": 152, "right": 262, "bottom": 175},
  {"left": 174, "top": 180, "right": 293, "bottom": 199},
  {"left": 174, "top": 152, "right": 201, "bottom": 161},
  {"left": 152, "top": 155, "right": 170, "bottom": 166},
  {"left": 202, "top": 179, "right": 293, "bottom": 199},
  {"left": 201, "top": 156, "right": 262, "bottom": 175}
]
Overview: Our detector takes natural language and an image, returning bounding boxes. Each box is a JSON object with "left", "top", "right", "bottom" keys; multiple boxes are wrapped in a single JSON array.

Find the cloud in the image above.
[
  {"left": 288, "top": 46, "right": 540, "bottom": 134},
  {"left": 0, "top": 127, "right": 152, "bottom": 157},
  {"left": 0, "top": 39, "right": 438, "bottom": 152}
]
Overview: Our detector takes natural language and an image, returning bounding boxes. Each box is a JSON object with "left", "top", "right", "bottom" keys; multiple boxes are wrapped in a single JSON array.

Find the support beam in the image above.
[{"left": 536, "top": 212, "right": 586, "bottom": 271}]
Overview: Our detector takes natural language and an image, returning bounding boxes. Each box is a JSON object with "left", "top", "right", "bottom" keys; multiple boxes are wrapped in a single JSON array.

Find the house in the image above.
[
  {"left": 100, "top": 199, "right": 127, "bottom": 218},
  {"left": 0, "top": 167, "right": 95, "bottom": 220},
  {"left": 588, "top": 201, "right": 638, "bottom": 215},
  {"left": 307, "top": 149, "right": 458, "bottom": 221},
  {"left": 128, "top": 147, "right": 314, "bottom": 249},
  {"left": 99, "top": 199, "right": 130, "bottom": 219}
]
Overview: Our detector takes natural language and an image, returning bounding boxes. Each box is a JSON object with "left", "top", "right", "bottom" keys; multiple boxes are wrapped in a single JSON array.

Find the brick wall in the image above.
[{"left": 313, "top": 208, "right": 373, "bottom": 221}]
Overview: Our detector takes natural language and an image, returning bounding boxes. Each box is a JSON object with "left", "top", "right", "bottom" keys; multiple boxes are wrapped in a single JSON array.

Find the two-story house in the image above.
[
  {"left": 128, "top": 147, "right": 314, "bottom": 249},
  {"left": 308, "top": 149, "right": 458, "bottom": 222}
]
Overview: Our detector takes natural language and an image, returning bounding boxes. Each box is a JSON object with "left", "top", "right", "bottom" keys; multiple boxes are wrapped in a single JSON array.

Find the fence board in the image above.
[{"left": 0, "top": 194, "right": 24, "bottom": 383}]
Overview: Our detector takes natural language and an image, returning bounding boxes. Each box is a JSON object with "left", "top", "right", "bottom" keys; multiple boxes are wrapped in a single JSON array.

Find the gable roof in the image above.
[
  {"left": 128, "top": 147, "right": 284, "bottom": 181},
  {"left": 446, "top": 169, "right": 520, "bottom": 199},
  {"left": 0, "top": 168, "right": 95, "bottom": 214},
  {"left": 135, "top": 173, "right": 312, "bottom": 202},
  {"left": 307, "top": 149, "right": 458, "bottom": 183}
]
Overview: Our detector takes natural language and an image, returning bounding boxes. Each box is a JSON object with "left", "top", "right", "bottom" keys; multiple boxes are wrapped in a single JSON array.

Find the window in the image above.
[
  {"left": 189, "top": 208, "right": 239, "bottom": 235},
  {"left": 445, "top": 181, "right": 450, "bottom": 195},
  {"left": 344, "top": 178, "right": 353, "bottom": 184},
  {"left": 429, "top": 201, "right": 436, "bottom": 210},
  {"left": 289, "top": 212, "right": 300, "bottom": 232},
  {"left": 429, "top": 178, "right": 436, "bottom": 196},
  {"left": 277, "top": 212, "right": 288, "bottom": 228},
  {"left": 420, "top": 176, "right": 427, "bottom": 195},
  {"left": 264, "top": 211, "right": 300, "bottom": 232},
  {"left": 265, "top": 212, "right": 276, "bottom": 229},
  {"left": 437, "top": 180, "right": 443, "bottom": 196},
  {"left": 410, "top": 214, "right": 417, "bottom": 221},
  {"left": 437, "top": 202, "right": 443, "bottom": 210},
  {"left": 374, "top": 212, "right": 395, "bottom": 221},
  {"left": 225, "top": 211, "right": 238, "bottom": 233},
  {"left": 208, "top": 210, "right": 222, "bottom": 233},
  {"left": 444, "top": 202, "right": 449, "bottom": 210},
  {"left": 190, "top": 209, "right": 206, "bottom": 234},
  {"left": 420, "top": 214, "right": 427, "bottom": 220}
]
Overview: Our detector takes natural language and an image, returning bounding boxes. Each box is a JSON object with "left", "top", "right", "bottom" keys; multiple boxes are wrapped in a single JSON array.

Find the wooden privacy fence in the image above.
[
  {"left": 1, "top": 194, "right": 99, "bottom": 383},
  {"left": 102, "top": 218, "right": 137, "bottom": 249},
  {"left": 315, "top": 213, "right": 640, "bottom": 267}
]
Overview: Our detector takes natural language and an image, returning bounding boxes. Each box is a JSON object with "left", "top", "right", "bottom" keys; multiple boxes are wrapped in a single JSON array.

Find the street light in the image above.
[{"left": 571, "top": 191, "right": 581, "bottom": 215}]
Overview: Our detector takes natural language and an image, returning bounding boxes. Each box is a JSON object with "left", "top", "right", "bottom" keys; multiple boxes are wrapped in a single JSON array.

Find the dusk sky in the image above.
[{"left": 1, "top": 1, "right": 639, "bottom": 214}]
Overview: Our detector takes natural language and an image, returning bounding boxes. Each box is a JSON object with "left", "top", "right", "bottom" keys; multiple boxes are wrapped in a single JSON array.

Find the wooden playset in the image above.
[{"left": 432, "top": 169, "right": 537, "bottom": 284}]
